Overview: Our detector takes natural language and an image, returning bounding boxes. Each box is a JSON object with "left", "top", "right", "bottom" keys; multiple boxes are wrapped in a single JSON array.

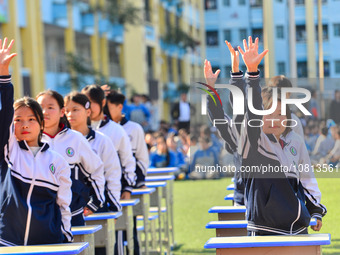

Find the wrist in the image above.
[
  {"left": 0, "top": 67, "right": 9, "bottom": 76},
  {"left": 247, "top": 67, "right": 258, "bottom": 73}
]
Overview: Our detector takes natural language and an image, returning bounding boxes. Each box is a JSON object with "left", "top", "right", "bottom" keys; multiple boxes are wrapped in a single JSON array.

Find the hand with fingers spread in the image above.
[
  {"left": 0, "top": 38, "right": 17, "bottom": 76},
  {"left": 225, "top": 40, "right": 240, "bottom": 73},
  {"left": 204, "top": 59, "right": 220, "bottom": 88},
  {"left": 238, "top": 36, "right": 268, "bottom": 73}
]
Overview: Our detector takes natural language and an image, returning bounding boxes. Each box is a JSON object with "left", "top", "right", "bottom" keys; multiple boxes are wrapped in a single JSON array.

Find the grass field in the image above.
[{"left": 172, "top": 178, "right": 340, "bottom": 254}]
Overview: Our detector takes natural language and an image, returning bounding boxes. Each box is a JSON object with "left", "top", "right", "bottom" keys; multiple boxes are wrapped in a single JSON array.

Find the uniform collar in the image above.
[
  {"left": 266, "top": 133, "right": 289, "bottom": 149},
  {"left": 99, "top": 115, "right": 110, "bottom": 128},
  {"left": 18, "top": 140, "right": 49, "bottom": 152},
  {"left": 43, "top": 123, "right": 68, "bottom": 138},
  {"left": 86, "top": 127, "right": 96, "bottom": 141},
  {"left": 120, "top": 115, "right": 128, "bottom": 126}
]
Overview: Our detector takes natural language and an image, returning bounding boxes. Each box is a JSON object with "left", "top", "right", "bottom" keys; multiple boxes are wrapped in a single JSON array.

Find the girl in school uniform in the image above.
[
  {"left": 205, "top": 37, "right": 326, "bottom": 235},
  {"left": 36, "top": 90, "right": 105, "bottom": 226},
  {"left": 64, "top": 91, "right": 122, "bottom": 212},
  {"left": 149, "top": 135, "right": 177, "bottom": 168},
  {"left": 81, "top": 85, "right": 136, "bottom": 199},
  {"left": 0, "top": 38, "right": 73, "bottom": 245}
]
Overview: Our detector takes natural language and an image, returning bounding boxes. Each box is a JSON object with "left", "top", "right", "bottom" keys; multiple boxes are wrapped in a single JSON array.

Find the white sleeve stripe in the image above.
[{"left": 78, "top": 163, "right": 104, "bottom": 204}]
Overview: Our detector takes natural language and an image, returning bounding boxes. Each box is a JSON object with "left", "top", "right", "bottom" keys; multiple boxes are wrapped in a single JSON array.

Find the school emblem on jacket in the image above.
[
  {"left": 66, "top": 147, "right": 75, "bottom": 157},
  {"left": 290, "top": 146, "right": 297, "bottom": 156},
  {"left": 49, "top": 164, "right": 55, "bottom": 174}
]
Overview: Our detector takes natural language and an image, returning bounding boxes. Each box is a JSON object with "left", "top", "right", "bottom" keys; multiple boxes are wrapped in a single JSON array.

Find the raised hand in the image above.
[
  {"left": 0, "top": 38, "right": 17, "bottom": 75},
  {"left": 225, "top": 40, "right": 239, "bottom": 73},
  {"left": 204, "top": 59, "right": 220, "bottom": 88},
  {"left": 237, "top": 36, "right": 268, "bottom": 73}
]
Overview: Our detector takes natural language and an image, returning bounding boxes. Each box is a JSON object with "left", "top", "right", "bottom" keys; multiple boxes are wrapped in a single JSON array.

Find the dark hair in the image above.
[
  {"left": 36, "top": 90, "right": 69, "bottom": 127},
  {"left": 199, "top": 136, "right": 210, "bottom": 144},
  {"left": 64, "top": 92, "right": 92, "bottom": 126},
  {"left": 321, "top": 127, "right": 328, "bottom": 136},
  {"left": 82, "top": 85, "right": 105, "bottom": 114},
  {"left": 156, "top": 135, "right": 170, "bottom": 166},
  {"left": 190, "top": 135, "right": 198, "bottom": 143},
  {"left": 268, "top": 75, "right": 293, "bottom": 88},
  {"left": 14, "top": 97, "right": 45, "bottom": 143},
  {"left": 261, "top": 87, "right": 292, "bottom": 137},
  {"left": 106, "top": 90, "right": 126, "bottom": 105}
]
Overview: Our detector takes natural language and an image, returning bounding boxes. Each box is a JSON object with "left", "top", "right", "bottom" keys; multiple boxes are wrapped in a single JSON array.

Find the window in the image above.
[
  {"left": 250, "top": 0, "right": 262, "bottom": 7},
  {"left": 251, "top": 28, "right": 263, "bottom": 42},
  {"left": 334, "top": 24, "right": 340, "bottom": 37},
  {"left": 295, "top": 0, "right": 304, "bottom": 5},
  {"left": 144, "top": 0, "right": 151, "bottom": 22},
  {"left": 223, "top": 0, "right": 230, "bottom": 6},
  {"left": 239, "top": 29, "right": 247, "bottom": 41},
  {"left": 206, "top": 31, "right": 219, "bottom": 46},
  {"left": 335, "top": 61, "right": 340, "bottom": 74},
  {"left": 178, "top": 59, "right": 182, "bottom": 82},
  {"left": 317, "top": 61, "right": 330, "bottom": 77},
  {"left": 315, "top": 24, "right": 328, "bottom": 40},
  {"left": 297, "top": 61, "right": 308, "bottom": 77},
  {"left": 168, "top": 56, "right": 173, "bottom": 82},
  {"left": 205, "top": 0, "right": 217, "bottom": 10},
  {"left": 239, "top": 0, "right": 246, "bottom": 5},
  {"left": 296, "top": 25, "right": 306, "bottom": 42},
  {"left": 277, "top": 62, "right": 285, "bottom": 75},
  {"left": 276, "top": 25, "right": 284, "bottom": 39},
  {"left": 224, "top": 29, "right": 232, "bottom": 42},
  {"left": 147, "top": 47, "right": 153, "bottom": 79}
]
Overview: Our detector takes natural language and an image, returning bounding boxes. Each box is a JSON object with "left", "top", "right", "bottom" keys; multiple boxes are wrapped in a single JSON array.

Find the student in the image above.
[
  {"left": 204, "top": 42, "right": 245, "bottom": 206},
  {"left": 311, "top": 127, "right": 335, "bottom": 164},
  {"left": 150, "top": 136, "right": 177, "bottom": 168},
  {"left": 321, "top": 125, "right": 340, "bottom": 167},
  {"left": 36, "top": 90, "right": 105, "bottom": 226},
  {"left": 267, "top": 75, "right": 304, "bottom": 137},
  {"left": 105, "top": 90, "right": 149, "bottom": 188},
  {"left": 0, "top": 38, "right": 73, "bottom": 245},
  {"left": 208, "top": 37, "right": 326, "bottom": 235},
  {"left": 81, "top": 85, "right": 136, "bottom": 199},
  {"left": 64, "top": 92, "right": 122, "bottom": 212},
  {"left": 189, "top": 136, "right": 219, "bottom": 179}
]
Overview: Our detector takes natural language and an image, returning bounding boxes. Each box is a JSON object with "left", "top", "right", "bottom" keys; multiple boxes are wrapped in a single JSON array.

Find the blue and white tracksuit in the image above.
[
  {"left": 94, "top": 116, "right": 136, "bottom": 193},
  {"left": 86, "top": 128, "right": 122, "bottom": 212},
  {"left": 119, "top": 116, "right": 149, "bottom": 188},
  {"left": 208, "top": 71, "right": 326, "bottom": 235},
  {"left": 42, "top": 127, "right": 105, "bottom": 225},
  {"left": 0, "top": 76, "right": 73, "bottom": 245}
]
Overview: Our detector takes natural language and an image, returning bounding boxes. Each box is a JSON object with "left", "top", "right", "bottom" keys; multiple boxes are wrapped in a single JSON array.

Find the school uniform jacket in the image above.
[
  {"left": 86, "top": 128, "right": 122, "bottom": 211},
  {"left": 238, "top": 71, "right": 326, "bottom": 235},
  {"left": 207, "top": 71, "right": 246, "bottom": 205},
  {"left": 42, "top": 127, "right": 105, "bottom": 216},
  {"left": 0, "top": 77, "right": 73, "bottom": 246},
  {"left": 95, "top": 116, "right": 136, "bottom": 193},
  {"left": 120, "top": 116, "right": 149, "bottom": 188}
]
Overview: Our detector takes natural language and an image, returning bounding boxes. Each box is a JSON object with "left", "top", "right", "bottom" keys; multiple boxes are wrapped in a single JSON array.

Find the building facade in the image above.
[
  {"left": 204, "top": 0, "right": 340, "bottom": 79},
  {"left": 0, "top": 0, "right": 205, "bottom": 120}
]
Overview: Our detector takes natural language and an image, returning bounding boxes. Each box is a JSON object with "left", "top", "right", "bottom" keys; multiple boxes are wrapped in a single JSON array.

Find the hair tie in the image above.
[{"left": 85, "top": 101, "right": 90, "bottom": 109}]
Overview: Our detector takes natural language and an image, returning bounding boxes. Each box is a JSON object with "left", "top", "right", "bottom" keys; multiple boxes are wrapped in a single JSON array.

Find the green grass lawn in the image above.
[{"left": 172, "top": 178, "right": 340, "bottom": 254}]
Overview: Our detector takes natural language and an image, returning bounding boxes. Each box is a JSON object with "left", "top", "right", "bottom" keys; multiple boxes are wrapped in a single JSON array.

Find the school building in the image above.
[
  {"left": 0, "top": 0, "right": 206, "bottom": 120},
  {"left": 204, "top": 0, "right": 340, "bottom": 79}
]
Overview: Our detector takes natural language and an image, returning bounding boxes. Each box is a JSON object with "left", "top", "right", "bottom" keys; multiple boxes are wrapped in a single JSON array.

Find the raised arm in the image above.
[
  {"left": 0, "top": 38, "right": 17, "bottom": 158},
  {"left": 238, "top": 37, "right": 268, "bottom": 149}
]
